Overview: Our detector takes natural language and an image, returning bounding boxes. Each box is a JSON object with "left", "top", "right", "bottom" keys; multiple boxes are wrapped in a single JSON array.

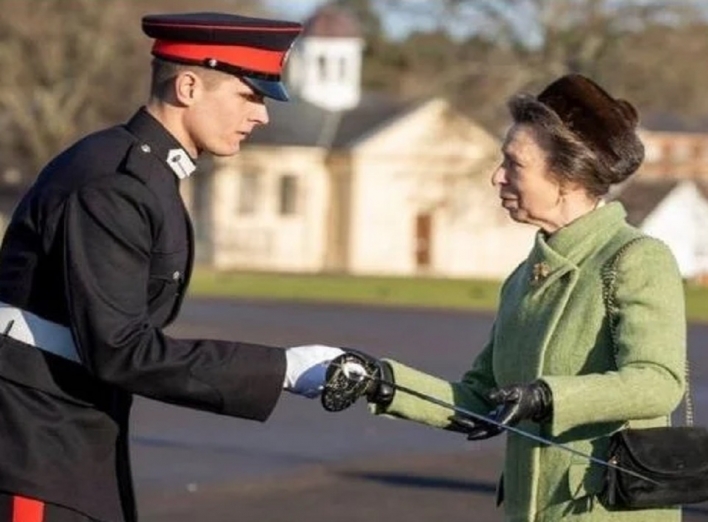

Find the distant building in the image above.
[
  {"left": 611, "top": 178, "right": 708, "bottom": 283},
  {"left": 608, "top": 113, "right": 708, "bottom": 283},
  {"left": 181, "top": 3, "right": 536, "bottom": 279},
  {"left": 638, "top": 113, "right": 708, "bottom": 179}
]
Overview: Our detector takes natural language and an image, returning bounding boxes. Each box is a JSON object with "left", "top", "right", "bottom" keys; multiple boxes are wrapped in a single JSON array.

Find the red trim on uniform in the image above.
[
  {"left": 12, "top": 496, "right": 44, "bottom": 522},
  {"left": 152, "top": 40, "right": 284, "bottom": 74}
]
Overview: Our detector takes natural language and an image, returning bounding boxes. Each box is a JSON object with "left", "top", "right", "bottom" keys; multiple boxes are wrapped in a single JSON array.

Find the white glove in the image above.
[{"left": 284, "top": 344, "right": 344, "bottom": 398}]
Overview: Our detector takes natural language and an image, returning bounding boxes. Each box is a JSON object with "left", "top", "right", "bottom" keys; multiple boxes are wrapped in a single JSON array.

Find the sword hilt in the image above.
[{"left": 321, "top": 352, "right": 378, "bottom": 412}]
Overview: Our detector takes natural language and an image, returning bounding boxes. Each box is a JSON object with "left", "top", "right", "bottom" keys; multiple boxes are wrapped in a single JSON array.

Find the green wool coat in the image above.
[{"left": 377, "top": 202, "right": 686, "bottom": 522}]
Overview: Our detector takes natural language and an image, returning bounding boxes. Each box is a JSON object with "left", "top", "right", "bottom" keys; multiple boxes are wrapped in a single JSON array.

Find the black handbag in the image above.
[
  {"left": 602, "top": 426, "right": 708, "bottom": 508},
  {"left": 600, "top": 237, "right": 708, "bottom": 509}
]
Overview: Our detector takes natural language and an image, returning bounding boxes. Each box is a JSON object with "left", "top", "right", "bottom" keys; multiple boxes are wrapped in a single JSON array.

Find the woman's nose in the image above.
[{"left": 491, "top": 166, "right": 506, "bottom": 187}]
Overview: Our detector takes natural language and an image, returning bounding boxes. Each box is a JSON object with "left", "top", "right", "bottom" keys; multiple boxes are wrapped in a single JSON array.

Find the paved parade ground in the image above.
[{"left": 132, "top": 298, "right": 708, "bottom": 521}]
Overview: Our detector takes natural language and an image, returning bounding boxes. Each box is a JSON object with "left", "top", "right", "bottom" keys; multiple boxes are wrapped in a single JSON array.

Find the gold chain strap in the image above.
[{"left": 601, "top": 237, "right": 693, "bottom": 426}]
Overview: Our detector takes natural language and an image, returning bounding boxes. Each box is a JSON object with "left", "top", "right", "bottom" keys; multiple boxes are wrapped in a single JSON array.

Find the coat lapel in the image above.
[
  {"left": 493, "top": 203, "right": 628, "bottom": 386},
  {"left": 494, "top": 236, "right": 579, "bottom": 385}
]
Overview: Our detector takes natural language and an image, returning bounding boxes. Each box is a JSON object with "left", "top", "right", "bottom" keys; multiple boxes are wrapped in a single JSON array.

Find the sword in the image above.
[{"left": 327, "top": 361, "right": 658, "bottom": 485}]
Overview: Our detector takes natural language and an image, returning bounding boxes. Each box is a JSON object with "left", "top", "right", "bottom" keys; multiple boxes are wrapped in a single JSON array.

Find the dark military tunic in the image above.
[{"left": 0, "top": 109, "right": 286, "bottom": 522}]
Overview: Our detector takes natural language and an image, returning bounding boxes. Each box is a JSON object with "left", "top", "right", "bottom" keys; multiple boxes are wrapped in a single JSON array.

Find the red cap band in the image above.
[{"left": 152, "top": 40, "right": 285, "bottom": 75}]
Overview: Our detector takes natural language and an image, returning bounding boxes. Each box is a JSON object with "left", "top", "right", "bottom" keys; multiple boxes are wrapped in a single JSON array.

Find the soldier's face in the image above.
[
  {"left": 187, "top": 74, "right": 269, "bottom": 156},
  {"left": 491, "top": 124, "right": 563, "bottom": 230}
]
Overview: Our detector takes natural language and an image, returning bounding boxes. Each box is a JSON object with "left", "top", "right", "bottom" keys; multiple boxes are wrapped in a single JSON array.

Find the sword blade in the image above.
[{"left": 335, "top": 363, "right": 658, "bottom": 486}]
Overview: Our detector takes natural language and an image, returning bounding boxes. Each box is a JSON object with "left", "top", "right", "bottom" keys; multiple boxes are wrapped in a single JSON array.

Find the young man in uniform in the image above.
[{"left": 0, "top": 12, "right": 343, "bottom": 522}]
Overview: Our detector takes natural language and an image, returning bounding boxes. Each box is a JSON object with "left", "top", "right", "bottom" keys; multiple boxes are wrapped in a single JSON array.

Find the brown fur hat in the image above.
[{"left": 537, "top": 74, "right": 644, "bottom": 182}]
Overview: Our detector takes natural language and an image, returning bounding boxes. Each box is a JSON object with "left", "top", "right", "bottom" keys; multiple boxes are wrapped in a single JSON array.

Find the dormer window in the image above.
[
  {"left": 339, "top": 56, "right": 347, "bottom": 81},
  {"left": 317, "top": 54, "right": 327, "bottom": 82}
]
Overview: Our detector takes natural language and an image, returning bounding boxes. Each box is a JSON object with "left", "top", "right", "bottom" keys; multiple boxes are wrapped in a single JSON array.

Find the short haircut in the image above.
[{"left": 149, "top": 58, "right": 229, "bottom": 100}]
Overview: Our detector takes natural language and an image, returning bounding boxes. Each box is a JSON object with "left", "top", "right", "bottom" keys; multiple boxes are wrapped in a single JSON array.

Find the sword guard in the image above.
[{"left": 321, "top": 351, "right": 378, "bottom": 412}]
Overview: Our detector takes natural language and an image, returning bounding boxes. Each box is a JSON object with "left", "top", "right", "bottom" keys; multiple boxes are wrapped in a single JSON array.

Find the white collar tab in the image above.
[{"left": 167, "top": 148, "right": 196, "bottom": 179}]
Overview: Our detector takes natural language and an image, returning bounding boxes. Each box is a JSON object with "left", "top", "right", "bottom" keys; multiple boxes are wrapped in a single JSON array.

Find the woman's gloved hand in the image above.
[
  {"left": 490, "top": 380, "right": 553, "bottom": 425},
  {"left": 448, "top": 380, "right": 553, "bottom": 440},
  {"left": 447, "top": 413, "right": 504, "bottom": 440}
]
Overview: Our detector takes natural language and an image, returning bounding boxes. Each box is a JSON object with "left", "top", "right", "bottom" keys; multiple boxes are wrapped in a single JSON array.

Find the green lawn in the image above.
[
  {"left": 188, "top": 268, "right": 708, "bottom": 323},
  {"left": 685, "top": 284, "right": 708, "bottom": 323}
]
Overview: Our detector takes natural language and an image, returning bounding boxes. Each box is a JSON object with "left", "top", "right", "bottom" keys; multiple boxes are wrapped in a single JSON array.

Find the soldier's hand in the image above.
[{"left": 283, "top": 344, "right": 345, "bottom": 398}]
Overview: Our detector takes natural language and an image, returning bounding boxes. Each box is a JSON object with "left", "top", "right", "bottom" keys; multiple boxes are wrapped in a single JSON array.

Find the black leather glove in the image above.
[
  {"left": 321, "top": 350, "right": 395, "bottom": 411},
  {"left": 447, "top": 413, "right": 503, "bottom": 441},
  {"left": 490, "top": 380, "right": 553, "bottom": 426},
  {"left": 447, "top": 380, "right": 553, "bottom": 440}
]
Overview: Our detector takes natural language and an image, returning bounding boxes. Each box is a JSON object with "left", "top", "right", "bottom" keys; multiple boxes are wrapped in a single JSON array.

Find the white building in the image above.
[
  {"left": 612, "top": 178, "right": 708, "bottom": 281},
  {"left": 182, "top": 4, "right": 536, "bottom": 279}
]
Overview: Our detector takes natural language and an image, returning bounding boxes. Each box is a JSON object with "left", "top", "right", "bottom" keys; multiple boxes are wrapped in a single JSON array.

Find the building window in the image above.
[
  {"left": 661, "top": 142, "right": 673, "bottom": 163},
  {"left": 339, "top": 56, "right": 347, "bottom": 81},
  {"left": 643, "top": 141, "right": 662, "bottom": 163},
  {"left": 691, "top": 141, "right": 704, "bottom": 160},
  {"left": 238, "top": 170, "right": 261, "bottom": 215},
  {"left": 671, "top": 141, "right": 691, "bottom": 163},
  {"left": 317, "top": 54, "right": 327, "bottom": 82},
  {"left": 279, "top": 175, "right": 298, "bottom": 216}
]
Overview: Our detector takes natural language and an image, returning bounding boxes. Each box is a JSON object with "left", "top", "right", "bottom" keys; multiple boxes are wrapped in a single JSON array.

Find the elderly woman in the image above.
[{"left": 326, "top": 74, "right": 686, "bottom": 522}]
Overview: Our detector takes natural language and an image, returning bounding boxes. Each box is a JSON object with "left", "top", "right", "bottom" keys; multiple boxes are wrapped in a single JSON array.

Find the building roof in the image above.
[
  {"left": 247, "top": 92, "right": 416, "bottom": 149},
  {"left": 610, "top": 178, "right": 679, "bottom": 226},
  {"left": 303, "top": 4, "right": 361, "bottom": 38},
  {"left": 640, "top": 112, "right": 708, "bottom": 134}
]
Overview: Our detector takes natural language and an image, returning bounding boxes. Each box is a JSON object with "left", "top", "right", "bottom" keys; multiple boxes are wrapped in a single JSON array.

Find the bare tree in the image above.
[
  {"left": 0, "top": 0, "right": 129, "bottom": 174},
  {"left": 0, "top": 0, "right": 266, "bottom": 178},
  {"left": 383, "top": 0, "right": 706, "bottom": 132}
]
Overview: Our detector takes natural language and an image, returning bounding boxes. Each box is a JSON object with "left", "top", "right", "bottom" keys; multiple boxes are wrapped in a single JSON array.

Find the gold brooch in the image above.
[{"left": 531, "top": 262, "right": 551, "bottom": 285}]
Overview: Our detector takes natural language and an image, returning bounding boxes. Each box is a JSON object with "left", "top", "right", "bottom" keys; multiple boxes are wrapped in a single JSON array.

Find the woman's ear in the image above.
[{"left": 557, "top": 177, "right": 583, "bottom": 196}]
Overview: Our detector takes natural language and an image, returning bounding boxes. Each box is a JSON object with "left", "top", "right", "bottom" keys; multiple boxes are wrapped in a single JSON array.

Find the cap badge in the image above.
[{"left": 167, "top": 148, "right": 196, "bottom": 179}]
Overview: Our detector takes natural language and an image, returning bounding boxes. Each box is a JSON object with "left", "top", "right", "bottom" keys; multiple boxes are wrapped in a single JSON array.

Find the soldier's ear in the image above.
[{"left": 174, "top": 71, "right": 201, "bottom": 107}]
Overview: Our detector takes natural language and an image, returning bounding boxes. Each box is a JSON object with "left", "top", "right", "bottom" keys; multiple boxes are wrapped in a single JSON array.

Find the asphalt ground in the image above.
[
  {"left": 132, "top": 298, "right": 708, "bottom": 521},
  {"left": 141, "top": 450, "right": 708, "bottom": 522}
]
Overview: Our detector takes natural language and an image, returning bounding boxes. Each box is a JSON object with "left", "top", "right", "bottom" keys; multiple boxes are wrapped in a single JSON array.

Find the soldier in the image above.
[{"left": 0, "top": 12, "right": 343, "bottom": 522}]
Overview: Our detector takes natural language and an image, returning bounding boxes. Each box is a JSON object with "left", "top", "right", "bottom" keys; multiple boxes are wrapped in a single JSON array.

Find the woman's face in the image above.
[{"left": 491, "top": 123, "right": 564, "bottom": 229}]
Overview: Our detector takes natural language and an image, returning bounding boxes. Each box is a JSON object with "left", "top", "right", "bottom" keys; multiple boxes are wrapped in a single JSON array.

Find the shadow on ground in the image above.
[{"left": 339, "top": 470, "right": 496, "bottom": 494}]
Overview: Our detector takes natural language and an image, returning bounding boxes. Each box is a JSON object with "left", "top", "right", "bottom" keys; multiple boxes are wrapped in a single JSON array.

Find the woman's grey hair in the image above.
[{"left": 508, "top": 93, "right": 640, "bottom": 197}]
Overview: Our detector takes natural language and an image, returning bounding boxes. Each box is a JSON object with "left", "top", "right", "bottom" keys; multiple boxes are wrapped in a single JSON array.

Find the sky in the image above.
[
  {"left": 263, "top": 0, "right": 447, "bottom": 40},
  {"left": 263, "top": 0, "right": 335, "bottom": 20},
  {"left": 263, "top": 0, "right": 708, "bottom": 44}
]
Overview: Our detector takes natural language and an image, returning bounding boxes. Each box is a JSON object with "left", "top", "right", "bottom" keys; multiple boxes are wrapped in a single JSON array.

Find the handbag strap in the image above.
[{"left": 602, "top": 236, "right": 693, "bottom": 426}]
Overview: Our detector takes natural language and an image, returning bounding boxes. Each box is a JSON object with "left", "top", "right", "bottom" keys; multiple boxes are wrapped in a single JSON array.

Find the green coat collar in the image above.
[
  {"left": 525, "top": 202, "right": 627, "bottom": 288},
  {"left": 545, "top": 202, "right": 627, "bottom": 263}
]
